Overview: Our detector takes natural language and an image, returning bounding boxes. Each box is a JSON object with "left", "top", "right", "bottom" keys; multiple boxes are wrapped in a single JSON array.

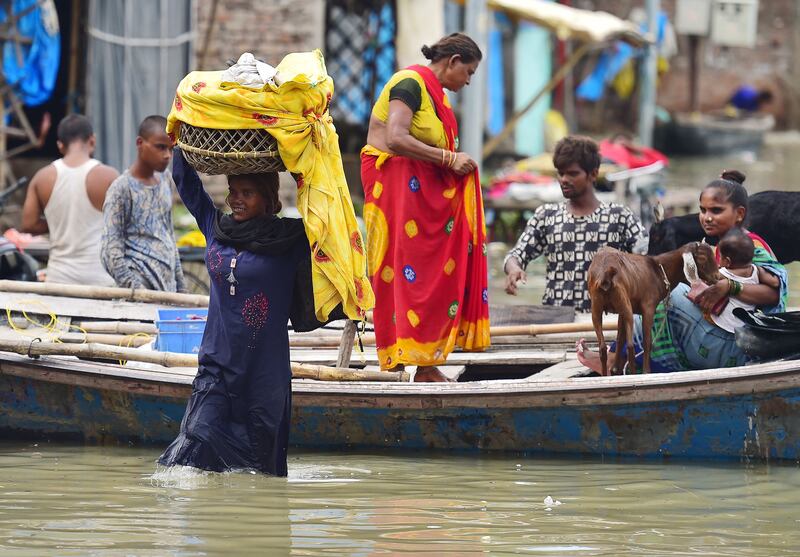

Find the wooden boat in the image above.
[
  {"left": 2, "top": 349, "right": 799, "bottom": 461},
  {"left": 2, "top": 283, "right": 798, "bottom": 462},
  {"left": 654, "top": 112, "right": 774, "bottom": 156}
]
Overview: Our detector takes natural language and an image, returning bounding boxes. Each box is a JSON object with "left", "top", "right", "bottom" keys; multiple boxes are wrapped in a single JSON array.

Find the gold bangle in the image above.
[
  {"left": 449, "top": 151, "right": 456, "bottom": 168},
  {"left": 440, "top": 149, "right": 446, "bottom": 167}
]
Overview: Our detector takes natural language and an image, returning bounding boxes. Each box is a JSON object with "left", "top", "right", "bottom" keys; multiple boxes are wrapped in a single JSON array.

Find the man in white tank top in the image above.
[{"left": 21, "top": 114, "right": 118, "bottom": 286}]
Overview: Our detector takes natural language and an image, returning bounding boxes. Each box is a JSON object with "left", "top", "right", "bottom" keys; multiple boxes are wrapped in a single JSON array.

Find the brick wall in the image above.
[
  {"left": 574, "top": 0, "right": 800, "bottom": 127},
  {"left": 194, "top": 0, "right": 325, "bottom": 70}
]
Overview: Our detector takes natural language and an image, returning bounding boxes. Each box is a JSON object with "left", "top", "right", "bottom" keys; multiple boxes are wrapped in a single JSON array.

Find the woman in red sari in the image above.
[{"left": 361, "top": 33, "right": 490, "bottom": 382}]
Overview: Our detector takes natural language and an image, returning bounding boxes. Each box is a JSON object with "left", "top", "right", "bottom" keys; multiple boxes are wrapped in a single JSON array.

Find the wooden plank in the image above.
[
  {"left": 3, "top": 292, "right": 162, "bottom": 321},
  {"left": 3, "top": 351, "right": 800, "bottom": 411},
  {"left": 530, "top": 357, "right": 593, "bottom": 381},
  {"left": 336, "top": 320, "right": 357, "bottom": 368}
]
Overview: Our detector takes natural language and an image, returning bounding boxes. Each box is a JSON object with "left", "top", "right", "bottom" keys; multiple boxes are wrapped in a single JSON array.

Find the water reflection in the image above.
[{"left": 1, "top": 442, "right": 799, "bottom": 555}]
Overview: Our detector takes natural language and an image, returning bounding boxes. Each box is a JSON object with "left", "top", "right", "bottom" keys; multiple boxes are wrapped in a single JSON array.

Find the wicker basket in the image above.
[{"left": 177, "top": 123, "right": 286, "bottom": 175}]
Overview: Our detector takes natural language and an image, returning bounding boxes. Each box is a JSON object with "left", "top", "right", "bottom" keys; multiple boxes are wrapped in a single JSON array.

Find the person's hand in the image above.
[
  {"left": 693, "top": 278, "right": 728, "bottom": 312},
  {"left": 450, "top": 152, "right": 477, "bottom": 176},
  {"left": 504, "top": 260, "right": 527, "bottom": 296}
]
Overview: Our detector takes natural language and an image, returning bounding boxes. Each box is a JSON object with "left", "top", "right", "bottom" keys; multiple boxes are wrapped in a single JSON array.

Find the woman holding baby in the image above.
[{"left": 578, "top": 170, "right": 788, "bottom": 372}]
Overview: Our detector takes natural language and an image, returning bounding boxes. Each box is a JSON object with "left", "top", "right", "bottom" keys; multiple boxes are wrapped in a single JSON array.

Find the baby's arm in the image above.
[{"left": 757, "top": 266, "right": 781, "bottom": 289}]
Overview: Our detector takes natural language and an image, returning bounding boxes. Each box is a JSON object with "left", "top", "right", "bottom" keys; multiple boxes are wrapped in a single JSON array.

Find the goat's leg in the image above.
[
  {"left": 625, "top": 312, "right": 636, "bottom": 375},
  {"left": 616, "top": 298, "right": 636, "bottom": 375},
  {"left": 591, "top": 304, "right": 607, "bottom": 376},
  {"left": 612, "top": 316, "right": 626, "bottom": 375},
  {"left": 641, "top": 308, "right": 655, "bottom": 374}
]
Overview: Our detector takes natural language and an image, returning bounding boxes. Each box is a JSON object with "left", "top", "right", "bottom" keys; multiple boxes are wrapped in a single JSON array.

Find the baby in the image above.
[{"left": 711, "top": 228, "right": 779, "bottom": 333}]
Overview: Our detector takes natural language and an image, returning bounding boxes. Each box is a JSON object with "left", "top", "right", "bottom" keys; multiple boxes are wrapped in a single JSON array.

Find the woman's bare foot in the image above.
[
  {"left": 576, "top": 338, "right": 606, "bottom": 374},
  {"left": 414, "top": 366, "right": 451, "bottom": 383}
]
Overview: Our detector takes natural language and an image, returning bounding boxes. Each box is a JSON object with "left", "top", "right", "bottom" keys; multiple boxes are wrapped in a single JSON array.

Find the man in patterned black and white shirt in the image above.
[{"left": 503, "top": 136, "right": 646, "bottom": 313}]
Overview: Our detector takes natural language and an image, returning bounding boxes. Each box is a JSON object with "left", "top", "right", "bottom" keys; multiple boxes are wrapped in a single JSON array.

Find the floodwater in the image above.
[
  {"left": 489, "top": 132, "right": 800, "bottom": 308},
  {"left": 1, "top": 442, "right": 799, "bottom": 556},
  {"left": 5, "top": 135, "right": 800, "bottom": 555}
]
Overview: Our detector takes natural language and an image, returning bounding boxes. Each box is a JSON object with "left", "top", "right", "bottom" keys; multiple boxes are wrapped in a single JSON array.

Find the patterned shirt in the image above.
[
  {"left": 101, "top": 171, "right": 186, "bottom": 292},
  {"left": 504, "top": 202, "right": 646, "bottom": 312}
]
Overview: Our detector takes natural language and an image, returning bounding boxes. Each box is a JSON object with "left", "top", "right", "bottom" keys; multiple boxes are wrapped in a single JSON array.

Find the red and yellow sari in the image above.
[{"left": 360, "top": 65, "right": 491, "bottom": 370}]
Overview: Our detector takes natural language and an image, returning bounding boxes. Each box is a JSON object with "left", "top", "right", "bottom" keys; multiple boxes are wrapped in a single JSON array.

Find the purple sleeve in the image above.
[{"left": 172, "top": 147, "right": 217, "bottom": 237}]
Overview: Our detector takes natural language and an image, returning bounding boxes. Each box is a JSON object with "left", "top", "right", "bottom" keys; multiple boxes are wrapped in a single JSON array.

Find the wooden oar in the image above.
[
  {"left": 0, "top": 280, "right": 208, "bottom": 307},
  {"left": 0, "top": 339, "right": 410, "bottom": 382}
]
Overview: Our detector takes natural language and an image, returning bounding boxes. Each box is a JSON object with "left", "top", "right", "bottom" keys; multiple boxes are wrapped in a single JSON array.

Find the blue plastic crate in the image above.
[{"left": 155, "top": 308, "right": 208, "bottom": 354}]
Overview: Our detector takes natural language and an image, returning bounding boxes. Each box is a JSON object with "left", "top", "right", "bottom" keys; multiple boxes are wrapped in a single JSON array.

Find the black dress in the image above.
[{"left": 158, "top": 154, "right": 305, "bottom": 476}]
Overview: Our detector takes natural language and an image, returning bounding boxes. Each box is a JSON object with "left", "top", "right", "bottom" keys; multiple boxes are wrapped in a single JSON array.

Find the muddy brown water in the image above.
[{"left": 1, "top": 442, "right": 799, "bottom": 556}]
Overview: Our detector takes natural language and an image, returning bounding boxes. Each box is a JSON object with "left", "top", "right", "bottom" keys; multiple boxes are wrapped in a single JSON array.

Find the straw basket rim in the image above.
[
  {"left": 176, "top": 140, "right": 281, "bottom": 160},
  {"left": 176, "top": 122, "right": 286, "bottom": 174}
]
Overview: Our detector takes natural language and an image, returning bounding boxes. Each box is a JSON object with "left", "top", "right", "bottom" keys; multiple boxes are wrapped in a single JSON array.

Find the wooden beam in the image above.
[{"left": 336, "top": 320, "right": 358, "bottom": 368}]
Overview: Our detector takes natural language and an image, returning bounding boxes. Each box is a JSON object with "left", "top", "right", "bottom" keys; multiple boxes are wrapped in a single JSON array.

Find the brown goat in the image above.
[{"left": 587, "top": 242, "right": 719, "bottom": 375}]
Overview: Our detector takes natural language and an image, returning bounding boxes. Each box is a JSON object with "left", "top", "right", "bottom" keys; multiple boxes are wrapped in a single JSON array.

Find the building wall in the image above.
[
  {"left": 575, "top": 0, "right": 800, "bottom": 127},
  {"left": 194, "top": 0, "right": 325, "bottom": 69}
]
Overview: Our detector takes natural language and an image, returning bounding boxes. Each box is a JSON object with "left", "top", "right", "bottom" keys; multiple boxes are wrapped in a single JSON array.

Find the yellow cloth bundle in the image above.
[{"left": 166, "top": 49, "right": 374, "bottom": 322}]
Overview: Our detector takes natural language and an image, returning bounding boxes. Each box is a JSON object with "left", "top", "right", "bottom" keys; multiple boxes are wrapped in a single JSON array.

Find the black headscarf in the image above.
[
  {"left": 213, "top": 213, "right": 306, "bottom": 255},
  {"left": 212, "top": 212, "right": 344, "bottom": 332}
]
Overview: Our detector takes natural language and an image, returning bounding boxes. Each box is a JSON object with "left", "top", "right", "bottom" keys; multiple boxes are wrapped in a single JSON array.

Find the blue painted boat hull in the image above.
[{"left": 2, "top": 354, "right": 799, "bottom": 461}]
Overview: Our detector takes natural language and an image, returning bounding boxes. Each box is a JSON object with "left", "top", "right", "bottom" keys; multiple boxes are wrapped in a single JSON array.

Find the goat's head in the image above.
[
  {"left": 648, "top": 219, "right": 679, "bottom": 255},
  {"left": 683, "top": 241, "right": 720, "bottom": 285}
]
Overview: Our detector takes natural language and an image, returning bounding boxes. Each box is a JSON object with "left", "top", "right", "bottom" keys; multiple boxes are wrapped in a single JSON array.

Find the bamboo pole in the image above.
[
  {"left": 290, "top": 322, "right": 617, "bottom": 347},
  {"left": 57, "top": 332, "right": 153, "bottom": 347},
  {"left": 69, "top": 322, "right": 615, "bottom": 350},
  {"left": 77, "top": 321, "right": 158, "bottom": 335},
  {"left": 491, "top": 322, "right": 617, "bottom": 337},
  {"left": 0, "top": 280, "right": 209, "bottom": 307},
  {"left": 0, "top": 339, "right": 410, "bottom": 382}
]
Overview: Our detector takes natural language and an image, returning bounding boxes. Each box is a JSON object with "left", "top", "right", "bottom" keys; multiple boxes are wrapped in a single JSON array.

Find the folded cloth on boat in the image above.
[{"left": 166, "top": 49, "right": 374, "bottom": 323}]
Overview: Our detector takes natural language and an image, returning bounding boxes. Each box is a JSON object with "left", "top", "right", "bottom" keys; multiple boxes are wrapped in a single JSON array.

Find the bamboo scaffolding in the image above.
[{"left": 0, "top": 339, "right": 410, "bottom": 382}]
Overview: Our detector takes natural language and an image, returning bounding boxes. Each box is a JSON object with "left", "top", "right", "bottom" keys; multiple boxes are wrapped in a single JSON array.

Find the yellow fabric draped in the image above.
[{"left": 166, "top": 50, "right": 374, "bottom": 322}]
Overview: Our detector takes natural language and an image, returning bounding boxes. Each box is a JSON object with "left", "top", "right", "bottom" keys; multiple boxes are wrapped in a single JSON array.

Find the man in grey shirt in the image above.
[{"left": 101, "top": 115, "right": 186, "bottom": 292}]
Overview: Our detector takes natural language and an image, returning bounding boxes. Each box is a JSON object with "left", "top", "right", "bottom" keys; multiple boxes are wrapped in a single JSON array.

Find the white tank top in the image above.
[
  {"left": 711, "top": 266, "right": 760, "bottom": 333},
  {"left": 44, "top": 158, "right": 115, "bottom": 286}
]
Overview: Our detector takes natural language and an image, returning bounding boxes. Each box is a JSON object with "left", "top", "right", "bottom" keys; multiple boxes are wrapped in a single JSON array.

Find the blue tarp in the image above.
[
  {"left": 0, "top": 0, "right": 60, "bottom": 107},
  {"left": 576, "top": 11, "right": 668, "bottom": 102}
]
